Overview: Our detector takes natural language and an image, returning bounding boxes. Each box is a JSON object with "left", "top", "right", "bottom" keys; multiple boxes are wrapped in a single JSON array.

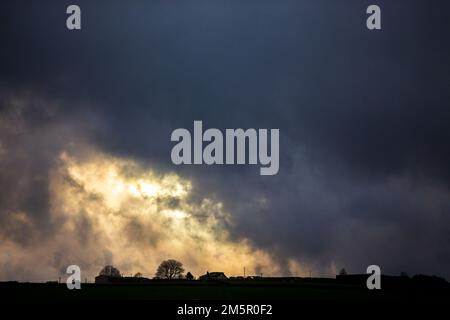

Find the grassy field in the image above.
[{"left": 3, "top": 278, "right": 450, "bottom": 300}]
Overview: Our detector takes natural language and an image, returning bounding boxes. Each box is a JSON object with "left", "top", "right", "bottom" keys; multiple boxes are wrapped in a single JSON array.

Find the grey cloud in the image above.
[{"left": 1, "top": 0, "right": 450, "bottom": 279}]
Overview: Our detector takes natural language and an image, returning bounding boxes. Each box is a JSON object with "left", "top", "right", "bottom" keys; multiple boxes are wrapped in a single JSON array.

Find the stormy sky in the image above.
[{"left": 1, "top": 0, "right": 450, "bottom": 280}]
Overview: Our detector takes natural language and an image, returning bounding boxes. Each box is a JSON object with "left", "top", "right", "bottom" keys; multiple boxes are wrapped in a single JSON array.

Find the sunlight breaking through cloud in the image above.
[{"left": 0, "top": 148, "right": 294, "bottom": 280}]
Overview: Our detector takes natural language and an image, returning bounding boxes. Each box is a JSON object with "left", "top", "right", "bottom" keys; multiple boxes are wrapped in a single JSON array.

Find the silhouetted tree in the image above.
[
  {"left": 339, "top": 268, "right": 347, "bottom": 276},
  {"left": 155, "top": 259, "right": 185, "bottom": 279},
  {"left": 186, "top": 272, "right": 194, "bottom": 280},
  {"left": 99, "top": 265, "right": 122, "bottom": 277},
  {"left": 134, "top": 272, "right": 143, "bottom": 278}
]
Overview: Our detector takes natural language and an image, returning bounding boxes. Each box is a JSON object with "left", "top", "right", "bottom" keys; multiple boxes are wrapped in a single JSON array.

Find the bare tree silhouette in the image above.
[
  {"left": 155, "top": 259, "right": 185, "bottom": 279},
  {"left": 99, "top": 265, "right": 122, "bottom": 277},
  {"left": 186, "top": 272, "right": 194, "bottom": 280}
]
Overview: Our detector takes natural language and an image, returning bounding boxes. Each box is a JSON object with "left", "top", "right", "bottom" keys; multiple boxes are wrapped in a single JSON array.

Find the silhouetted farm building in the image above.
[{"left": 199, "top": 272, "right": 228, "bottom": 281}]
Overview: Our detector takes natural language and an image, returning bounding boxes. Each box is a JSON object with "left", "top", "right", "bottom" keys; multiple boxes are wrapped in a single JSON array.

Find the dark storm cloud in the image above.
[
  {"left": 1, "top": 0, "right": 450, "bottom": 278},
  {"left": 0, "top": 88, "right": 100, "bottom": 242}
]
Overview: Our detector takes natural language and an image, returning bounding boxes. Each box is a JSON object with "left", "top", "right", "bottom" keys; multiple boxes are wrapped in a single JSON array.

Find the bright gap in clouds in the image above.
[
  {"left": 0, "top": 91, "right": 308, "bottom": 281},
  {"left": 0, "top": 148, "right": 306, "bottom": 280}
]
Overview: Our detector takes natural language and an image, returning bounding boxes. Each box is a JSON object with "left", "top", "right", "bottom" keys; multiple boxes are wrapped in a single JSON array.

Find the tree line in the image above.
[{"left": 99, "top": 259, "right": 194, "bottom": 280}]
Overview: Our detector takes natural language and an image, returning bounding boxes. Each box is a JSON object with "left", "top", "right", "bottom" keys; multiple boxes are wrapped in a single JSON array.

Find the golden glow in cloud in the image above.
[
  {"left": 0, "top": 92, "right": 308, "bottom": 281},
  {"left": 5, "top": 149, "right": 290, "bottom": 280}
]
